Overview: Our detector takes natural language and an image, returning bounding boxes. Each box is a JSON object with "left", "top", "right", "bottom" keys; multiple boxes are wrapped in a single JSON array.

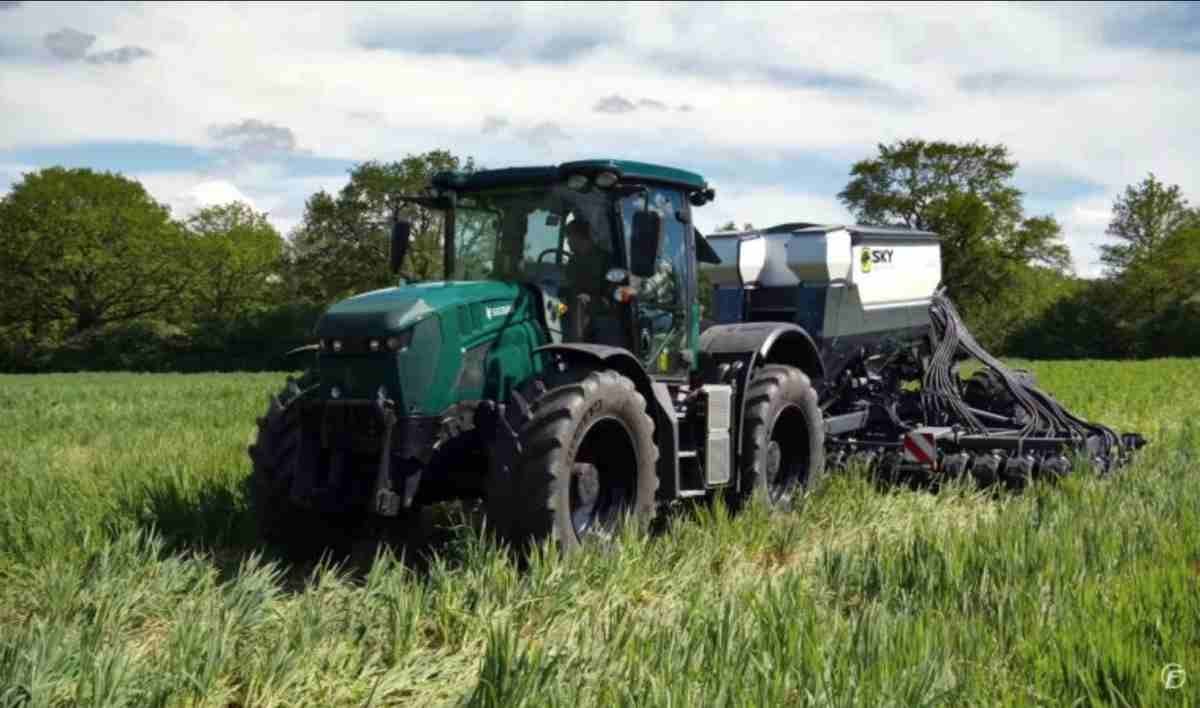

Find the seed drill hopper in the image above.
[{"left": 703, "top": 222, "right": 1145, "bottom": 486}]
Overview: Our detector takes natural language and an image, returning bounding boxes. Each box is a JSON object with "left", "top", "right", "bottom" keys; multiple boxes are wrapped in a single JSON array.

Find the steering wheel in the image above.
[{"left": 537, "top": 248, "right": 571, "bottom": 265}]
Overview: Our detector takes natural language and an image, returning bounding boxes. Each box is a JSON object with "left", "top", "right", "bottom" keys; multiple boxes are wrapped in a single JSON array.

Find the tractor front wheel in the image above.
[
  {"left": 487, "top": 369, "right": 659, "bottom": 554},
  {"left": 248, "top": 380, "right": 356, "bottom": 560}
]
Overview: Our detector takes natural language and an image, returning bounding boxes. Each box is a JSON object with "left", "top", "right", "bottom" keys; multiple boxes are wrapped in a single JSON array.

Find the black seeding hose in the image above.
[{"left": 926, "top": 290, "right": 1126, "bottom": 462}]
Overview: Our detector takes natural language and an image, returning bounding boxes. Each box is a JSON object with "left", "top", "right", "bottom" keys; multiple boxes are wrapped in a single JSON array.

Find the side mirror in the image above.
[
  {"left": 630, "top": 210, "right": 661, "bottom": 278},
  {"left": 390, "top": 219, "right": 412, "bottom": 274},
  {"left": 688, "top": 187, "right": 715, "bottom": 207}
]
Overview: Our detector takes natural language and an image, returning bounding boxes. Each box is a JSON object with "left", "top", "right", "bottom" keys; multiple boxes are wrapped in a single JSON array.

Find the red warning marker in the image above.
[{"left": 902, "top": 430, "right": 938, "bottom": 467}]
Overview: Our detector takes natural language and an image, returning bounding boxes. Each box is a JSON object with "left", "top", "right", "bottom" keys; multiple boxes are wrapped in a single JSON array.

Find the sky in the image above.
[{"left": 2, "top": 1, "right": 1199, "bottom": 277}]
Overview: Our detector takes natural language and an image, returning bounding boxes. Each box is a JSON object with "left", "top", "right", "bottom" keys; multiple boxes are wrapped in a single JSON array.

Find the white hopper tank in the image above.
[{"left": 702, "top": 223, "right": 941, "bottom": 342}]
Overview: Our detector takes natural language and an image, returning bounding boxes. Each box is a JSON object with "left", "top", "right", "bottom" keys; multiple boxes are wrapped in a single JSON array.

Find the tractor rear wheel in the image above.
[
  {"left": 248, "top": 379, "right": 356, "bottom": 560},
  {"left": 733, "top": 364, "right": 825, "bottom": 508},
  {"left": 487, "top": 369, "right": 659, "bottom": 554}
]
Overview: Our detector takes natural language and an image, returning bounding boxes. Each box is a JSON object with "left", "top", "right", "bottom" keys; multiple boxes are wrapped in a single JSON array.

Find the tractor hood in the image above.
[
  {"left": 311, "top": 279, "right": 549, "bottom": 416},
  {"left": 314, "top": 281, "right": 525, "bottom": 337}
]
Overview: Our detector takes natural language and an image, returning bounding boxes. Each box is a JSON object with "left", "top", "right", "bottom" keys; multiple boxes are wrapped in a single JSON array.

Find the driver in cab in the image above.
[
  {"left": 565, "top": 217, "right": 609, "bottom": 298},
  {"left": 562, "top": 215, "right": 620, "bottom": 344}
]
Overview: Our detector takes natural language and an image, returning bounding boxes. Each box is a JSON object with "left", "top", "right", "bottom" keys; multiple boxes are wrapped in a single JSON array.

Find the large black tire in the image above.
[
  {"left": 486, "top": 369, "right": 659, "bottom": 554},
  {"left": 247, "top": 379, "right": 356, "bottom": 560},
  {"left": 732, "top": 364, "right": 825, "bottom": 508}
]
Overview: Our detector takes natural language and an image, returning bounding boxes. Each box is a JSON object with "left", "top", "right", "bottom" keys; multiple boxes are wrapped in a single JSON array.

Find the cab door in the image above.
[{"left": 620, "top": 187, "right": 693, "bottom": 377}]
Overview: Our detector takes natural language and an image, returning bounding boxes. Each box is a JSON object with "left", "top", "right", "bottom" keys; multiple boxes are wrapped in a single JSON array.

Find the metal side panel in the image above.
[
  {"left": 706, "top": 432, "right": 731, "bottom": 486},
  {"left": 702, "top": 384, "right": 733, "bottom": 486}
]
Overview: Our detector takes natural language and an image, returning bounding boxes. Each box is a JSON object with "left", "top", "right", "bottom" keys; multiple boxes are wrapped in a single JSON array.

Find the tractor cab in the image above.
[{"left": 392, "top": 160, "right": 719, "bottom": 379}]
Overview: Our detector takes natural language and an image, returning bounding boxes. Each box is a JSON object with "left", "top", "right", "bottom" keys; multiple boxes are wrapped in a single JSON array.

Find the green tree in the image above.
[
  {"left": 287, "top": 150, "right": 475, "bottom": 303},
  {"left": 838, "top": 139, "right": 1071, "bottom": 312},
  {"left": 1136, "top": 225, "right": 1200, "bottom": 356},
  {"left": 0, "top": 167, "right": 187, "bottom": 345},
  {"left": 1094, "top": 175, "right": 1199, "bottom": 353},
  {"left": 183, "top": 202, "right": 284, "bottom": 323},
  {"left": 1146, "top": 223, "right": 1200, "bottom": 297},
  {"left": 1112, "top": 217, "right": 1200, "bottom": 348},
  {"left": 1101, "top": 173, "right": 1197, "bottom": 275},
  {"left": 1013, "top": 174, "right": 1200, "bottom": 360}
]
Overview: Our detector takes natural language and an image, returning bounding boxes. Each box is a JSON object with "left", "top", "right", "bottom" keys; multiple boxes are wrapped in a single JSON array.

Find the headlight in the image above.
[
  {"left": 566, "top": 173, "right": 589, "bottom": 191},
  {"left": 594, "top": 171, "right": 618, "bottom": 188},
  {"left": 319, "top": 332, "right": 410, "bottom": 353}
]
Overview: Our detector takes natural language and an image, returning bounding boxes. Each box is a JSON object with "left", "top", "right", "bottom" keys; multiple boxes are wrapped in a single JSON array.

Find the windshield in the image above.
[
  {"left": 449, "top": 185, "right": 619, "bottom": 293},
  {"left": 445, "top": 181, "right": 694, "bottom": 370}
]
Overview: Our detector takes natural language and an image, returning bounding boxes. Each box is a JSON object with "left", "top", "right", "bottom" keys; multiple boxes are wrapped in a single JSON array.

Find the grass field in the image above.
[{"left": 1, "top": 361, "right": 1199, "bottom": 706}]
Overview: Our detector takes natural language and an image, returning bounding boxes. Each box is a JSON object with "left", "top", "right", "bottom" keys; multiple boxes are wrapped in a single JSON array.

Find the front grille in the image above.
[
  {"left": 306, "top": 401, "right": 387, "bottom": 453},
  {"left": 300, "top": 400, "right": 442, "bottom": 462}
]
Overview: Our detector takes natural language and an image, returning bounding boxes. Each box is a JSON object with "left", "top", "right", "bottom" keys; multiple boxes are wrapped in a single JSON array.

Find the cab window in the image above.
[{"left": 620, "top": 187, "right": 691, "bottom": 376}]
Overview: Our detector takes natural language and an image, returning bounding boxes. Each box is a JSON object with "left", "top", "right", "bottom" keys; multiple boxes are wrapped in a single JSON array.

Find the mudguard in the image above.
[
  {"left": 699, "top": 322, "right": 824, "bottom": 464},
  {"left": 535, "top": 343, "right": 654, "bottom": 394},
  {"left": 534, "top": 343, "right": 679, "bottom": 498},
  {"left": 699, "top": 322, "right": 824, "bottom": 381}
]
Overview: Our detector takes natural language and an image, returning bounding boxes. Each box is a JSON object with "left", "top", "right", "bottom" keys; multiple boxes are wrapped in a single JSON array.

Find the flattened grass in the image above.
[{"left": 1, "top": 361, "right": 1198, "bottom": 706}]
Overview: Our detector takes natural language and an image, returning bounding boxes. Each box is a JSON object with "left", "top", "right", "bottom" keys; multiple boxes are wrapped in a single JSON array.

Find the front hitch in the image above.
[{"left": 372, "top": 395, "right": 402, "bottom": 517}]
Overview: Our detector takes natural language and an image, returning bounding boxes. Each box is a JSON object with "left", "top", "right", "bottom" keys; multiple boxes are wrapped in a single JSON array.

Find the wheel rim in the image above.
[
  {"left": 569, "top": 462, "right": 601, "bottom": 532},
  {"left": 568, "top": 416, "right": 637, "bottom": 542},
  {"left": 766, "top": 404, "right": 809, "bottom": 505},
  {"left": 765, "top": 441, "right": 782, "bottom": 484}
]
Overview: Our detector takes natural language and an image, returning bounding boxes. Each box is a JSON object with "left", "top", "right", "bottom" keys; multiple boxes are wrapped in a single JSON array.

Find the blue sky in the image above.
[{"left": 2, "top": 1, "right": 1198, "bottom": 276}]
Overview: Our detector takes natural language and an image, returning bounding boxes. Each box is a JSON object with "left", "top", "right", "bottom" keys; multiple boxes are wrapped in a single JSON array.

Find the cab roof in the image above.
[{"left": 431, "top": 159, "right": 709, "bottom": 192}]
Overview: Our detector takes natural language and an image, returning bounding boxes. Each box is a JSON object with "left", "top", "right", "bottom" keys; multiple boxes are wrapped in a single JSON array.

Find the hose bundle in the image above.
[{"left": 923, "top": 290, "right": 1124, "bottom": 458}]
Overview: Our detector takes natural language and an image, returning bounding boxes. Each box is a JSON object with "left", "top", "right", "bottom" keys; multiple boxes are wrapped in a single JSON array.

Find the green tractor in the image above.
[
  {"left": 250, "top": 158, "right": 1143, "bottom": 556},
  {"left": 248, "top": 159, "right": 827, "bottom": 555}
]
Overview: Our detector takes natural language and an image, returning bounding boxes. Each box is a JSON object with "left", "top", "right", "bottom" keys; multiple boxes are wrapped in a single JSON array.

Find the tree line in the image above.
[
  {"left": 0, "top": 140, "right": 1196, "bottom": 372},
  {"left": 0, "top": 151, "right": 472, "bottom": 371}
]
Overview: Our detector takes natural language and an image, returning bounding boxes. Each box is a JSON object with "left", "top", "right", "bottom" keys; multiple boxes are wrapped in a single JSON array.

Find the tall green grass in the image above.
[{"left": 1, "top": 362, "right": 1198, "bottom": 706}]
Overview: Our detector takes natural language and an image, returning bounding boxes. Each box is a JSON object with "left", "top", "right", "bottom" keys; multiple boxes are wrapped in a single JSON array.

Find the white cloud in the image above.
[
  {"left": 187, "top": 180, "right": 255, "bottom": 210},
  {"left": 43, "top": 27, "right": 94, "bottom": 60},
  {"left": 208, "top": 119, "right": 302, "bottom": 159},
  {"left": 133, "top": 170, "right": 349, "bottom": 237},
  {"left": 0, "top": 162, "right": 33, "bottom": 193},
  {"left": 2, "top": 1, "right": 1199, "bottom": 271},
  {"left": 480, "top": 115, "right": 508, "bottom": 135},
  {"left": 131, "top": 173, "right": 242, "bottom": 220},
  {"left": 84, "top": 45, "right": 152, "bottom": 64},
  {"left": 1058, "top": 196, "right": 1121, "bottom": 278},
  {"left": 696, "top": 183, "right": 851, "bottom": 236}
]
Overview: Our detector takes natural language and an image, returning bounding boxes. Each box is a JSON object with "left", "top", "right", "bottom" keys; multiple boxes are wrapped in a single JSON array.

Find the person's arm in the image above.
[{"left": 638, "top": 259, "right": 677, "bottom": 305}]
